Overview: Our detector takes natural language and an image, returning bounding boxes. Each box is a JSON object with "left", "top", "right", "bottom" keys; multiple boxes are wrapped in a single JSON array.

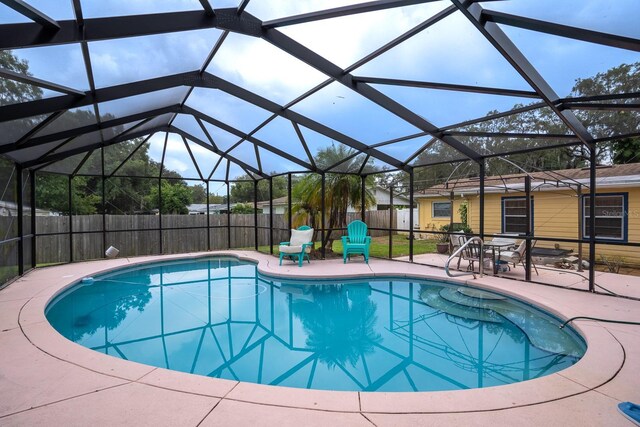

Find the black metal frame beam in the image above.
[
  {"left": 262, "top": 26, "right": 482, "bottom": 162},
  {"left": 0, "top": 67, "right": 84, "bottom": 96},
  {"left": 353, "top": 76, "right": 540, "bottom": 98},
  {"left": 452, "top": 1, "right": 595, "bottom": 147},
  {"left": 444, "top": 131, "right": 579, "bottom": 140},
  {"left": 563, "top": 103, "right": 640, "bottom": 111},
  {"left": 169, "top": 127, "right": 268, "bottom": 178},
  {"left": 263, "top": 0, "right": 437, "bottom": 29},
  {"left": 183, "top": 106, "right": 315, "bottom": 173},
  {"left": 0, "top": 105, "right": 181, "bottom": 155},
  {"left": 198, "top": 0, "right": 214, "bottom": 16},
  {"left": 21, "top": 125, "right": 169, "bottom": 167},
  {"left": 0, "top": 71, "right": 406, "bottom": 171},
  {"left": 0, "top": 71, "right": 198, "bottom": 123},
  {"left": 482, "top": 9, "right": 640, "bottom": 53},
  {"left": 0, "top": 0, "right": 60, "bottom": 29},
  {"left": 0, "top": 9, "right": 257, "bottom": 50},
  {"left": 209, "top": 74, "right": 409, "bottom": 171}
]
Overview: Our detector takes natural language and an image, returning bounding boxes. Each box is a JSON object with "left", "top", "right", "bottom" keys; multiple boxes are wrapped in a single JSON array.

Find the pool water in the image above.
[{"left": 46, "top": 257, "right": 586, "bottom": 392}]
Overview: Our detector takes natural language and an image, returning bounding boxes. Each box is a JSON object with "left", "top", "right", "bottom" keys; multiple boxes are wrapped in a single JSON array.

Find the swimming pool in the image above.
[{"left": 46, "top": 256, "right": 586, "bottom": 392}]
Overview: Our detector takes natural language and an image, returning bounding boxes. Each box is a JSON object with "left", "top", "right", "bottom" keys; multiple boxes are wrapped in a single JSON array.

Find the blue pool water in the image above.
[{"left": 46, "top": 257, "right": 586, "bottom": 392}]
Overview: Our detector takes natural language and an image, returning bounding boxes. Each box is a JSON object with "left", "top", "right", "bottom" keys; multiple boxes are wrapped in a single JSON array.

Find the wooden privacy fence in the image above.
[{"left": 31, "top": 210, "right": 397, "bottom": 264}]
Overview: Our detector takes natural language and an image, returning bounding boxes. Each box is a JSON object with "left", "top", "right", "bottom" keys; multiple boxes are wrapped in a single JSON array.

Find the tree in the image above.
[
  {"left": 0, "top": 50, "right": 42, "bottom": 106},
  {"left": 292, "top": 144, "right": 376, "bottom": 254},
  {"left": 410, "top": 61, "right": 640, "bottom": 188},
  {"left": 190, "top": 184, "right": 207, "bottom": 204},
  {"left": 291, "top": 284, "right": 381, "bottom": 369},
  {"left": 230, "top": 203, "right": 255, "bottom": 214},
  {"left": 1, "top": 50, "right": 44, "bottom": 146},
  {"left": 147, "top": 180, "right": 193, "bottom": 214},
  {"left": 571, "top": 62, "right": 640, "bottom": 164},
  {"left": 230, "top": 174, "right": 289, "bottom": 202}
]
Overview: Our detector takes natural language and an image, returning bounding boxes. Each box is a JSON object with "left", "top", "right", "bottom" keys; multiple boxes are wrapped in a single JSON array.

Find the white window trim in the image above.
[
  {"left": 582, "top": 194, "right": 625, "bottom": 241},
  {"left": 502, "top": 197, "right": 530, "bottom": 235}
]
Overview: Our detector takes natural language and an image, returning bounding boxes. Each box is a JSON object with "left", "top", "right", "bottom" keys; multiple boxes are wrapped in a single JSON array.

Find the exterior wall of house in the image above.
[
  {"left": 465, "top": 187, "right": 640, "bottom": 266},
  {"left": 417, "top": 197, "right": 465, "bottom": 232}
]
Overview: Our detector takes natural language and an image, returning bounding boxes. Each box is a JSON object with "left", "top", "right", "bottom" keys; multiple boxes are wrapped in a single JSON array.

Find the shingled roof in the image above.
[{"left": 415, "top": 163, "right": 640, "bottom": 196}]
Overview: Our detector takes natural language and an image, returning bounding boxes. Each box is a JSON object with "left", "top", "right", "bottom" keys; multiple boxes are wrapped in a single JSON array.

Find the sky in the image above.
[{"left": 1, "top": 0, "right": 639, "bottom": 182}]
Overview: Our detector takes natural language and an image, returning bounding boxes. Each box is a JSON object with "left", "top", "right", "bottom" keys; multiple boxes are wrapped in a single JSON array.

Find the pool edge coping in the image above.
[{"left": 15, "top": 251, "right": 627, "bottom": 414}]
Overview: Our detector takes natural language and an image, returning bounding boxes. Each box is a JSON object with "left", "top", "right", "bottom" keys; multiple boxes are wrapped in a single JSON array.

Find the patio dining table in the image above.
[{"left": 483, "top": 240, "right": 516, "bottom": 274}]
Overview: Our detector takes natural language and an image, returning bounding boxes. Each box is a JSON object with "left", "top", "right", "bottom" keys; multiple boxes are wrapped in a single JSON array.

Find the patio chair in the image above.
[
  {"left": 460, "top": 239, "right": 488, "bottom": 272},
  {"left": 279, "top": 226, "right": 314, "bottom": 267},
  {"left": 449, "top": 231, "right": 467, "bottom": 269},
  {"left": 498, "top": 239, "right": 539, "bottom": 275},
  {"left": 342, "top": 220, "right": 371, "bottom": 264}
]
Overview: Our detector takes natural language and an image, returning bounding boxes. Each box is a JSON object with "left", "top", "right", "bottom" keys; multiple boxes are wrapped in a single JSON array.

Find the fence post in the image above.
[
  {"left": 158, "top": 177, "right": 163, "bottom": 254},
  {"left": 588, "top": 147, "right": 596, "bottom": 293},
  {"left": 17, "top": 165, "right": 24, "bottom": 275},
  {"left": 361, "top": 175, "right": 366, "bottom": 222},
  {"left": 321, "top": 173, "right": 325, "bottom": 259},
  {"left": 409, "top": 169, "right": 414, "bottom": 263},
  {"left": 479, "top": 160, "right": 485, "bottom": 240},
  {"left": 226, "top": 182, "right": 231, "bottom": 249},
  {"left": 287, "top": 173, "right": 292, "bottom": 232},
  {"left": 389, "top": 185, "right": 393, "bottom": 259},
  {"left": 101, "top": 147, "right": 107, "bottom": 258},
  {"left": 206, "top": 180, "right": 211, "bottom": 251},
  {"left": 30, "top": 170, "right": 36, "bottom": 268},
  {"left": 68, "top": 175, "right": 73, "bottom": 263},
  {"left": 269, "top": 177, "right": 273, "bottom": 255},
  {"left": 525, "top": 175, "right": 531, "bottom": 282},
  {"left": 254, "top": 180, "right": 258, "bottom": 251}
]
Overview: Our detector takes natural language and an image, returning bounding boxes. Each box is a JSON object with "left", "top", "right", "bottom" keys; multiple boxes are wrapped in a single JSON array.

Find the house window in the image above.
[
  {"left": 582, "top": 193, "right": 627, "bottom": 241},
  {"left": 432, "top": 202, "right": 451, "bottom": 218},
  {"left": 502, "top": 197, "right": 533, "bottom": 234}
]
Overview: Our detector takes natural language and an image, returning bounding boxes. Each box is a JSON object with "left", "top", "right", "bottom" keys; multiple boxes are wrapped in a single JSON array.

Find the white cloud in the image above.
[{"left": 208, "top": 33, "right": 327, "bottom": 104}]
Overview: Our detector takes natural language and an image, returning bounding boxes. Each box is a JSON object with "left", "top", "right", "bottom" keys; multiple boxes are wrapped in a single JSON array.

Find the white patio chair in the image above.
[{"left": 498, "top": 240, "right": 539, "bottom": 275}]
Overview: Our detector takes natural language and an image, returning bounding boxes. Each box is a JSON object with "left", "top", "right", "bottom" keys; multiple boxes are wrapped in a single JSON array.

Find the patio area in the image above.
[
  {"left": 1, "top": 0, "right": 639, "bottom": 425},
  {"left": 0, "top": 252, "right": 639, "bottom": 426},
  {"left": 402, "top": 253, "right": 640, "bottom": 300}
]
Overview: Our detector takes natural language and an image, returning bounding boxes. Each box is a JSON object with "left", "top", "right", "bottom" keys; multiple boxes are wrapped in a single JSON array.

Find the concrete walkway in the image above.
[
  {"left": 1, "top": 251, "right": 639, "bottom": 426},
  {"left": 402, "top": 252, "right": 640, "bottom": 300}
]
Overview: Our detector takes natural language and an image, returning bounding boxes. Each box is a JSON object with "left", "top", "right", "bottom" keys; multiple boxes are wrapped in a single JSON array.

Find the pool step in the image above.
[
  {"left": 439, "top": 287, "right": 583, "bottom": 357},
  {"left": 497, "top": 310, "right": 584, "bottom": 357},
  {"left": 419, "top": 286, "right": 503, "bottom": 323}
]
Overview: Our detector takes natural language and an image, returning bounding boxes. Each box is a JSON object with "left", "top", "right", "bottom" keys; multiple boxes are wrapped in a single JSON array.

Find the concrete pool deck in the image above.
[{"left": 1, "top": 251, "right": 639, "bottom": 426}]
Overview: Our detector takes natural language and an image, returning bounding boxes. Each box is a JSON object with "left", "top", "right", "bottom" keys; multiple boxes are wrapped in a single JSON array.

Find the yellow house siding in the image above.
[
  {"left": 464, "top": 187, "right": 640, "bottom": 265},
  {"left": 417, "top": 198, "right": 464, "bottom": 232}
]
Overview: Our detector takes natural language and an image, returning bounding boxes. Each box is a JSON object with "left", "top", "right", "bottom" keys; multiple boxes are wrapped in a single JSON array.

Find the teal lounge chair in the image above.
[
  {"left": 341, "top": 220, "right": 371, "bottom": 264},
  {"left": 279, "top": 226, "right": 314, "bottom": 267}
]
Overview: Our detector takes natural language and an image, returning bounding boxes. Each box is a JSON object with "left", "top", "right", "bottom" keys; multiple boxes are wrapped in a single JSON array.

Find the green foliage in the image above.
[
  {"left": 229, "top": 174, "right": 289, "bottom": 203},
  {"left": 291, "top": 284, "right": 381, "bottom": 369},
  {"left": 439, "top": 223, "right": 472, "bottom": 243},
  {"left": 458, "top": 201, "right": 468, "bottom": 227},
  {"left": 571, "top": 62, "right": 640, "bottom": 164},
  {"left": 147, "top": 181, "right": 193, "bottom": 214},
  {"left": 190, "top": 184, "right": 207, "bottom": 204},
  {"left": 411, "top": 61, "right": 640, "bottom": 187},
  {"left": 0, "top": 50, "right": 42, "bottom": 106},
  {"left": 612, "top": 138, "right": 640, "bottom": 163},
  {"left": 231, "top": 202, "right": 255, "bottom": 214},
  {"left": 292, "top": 144, "right": 376, "bottom": 252}
]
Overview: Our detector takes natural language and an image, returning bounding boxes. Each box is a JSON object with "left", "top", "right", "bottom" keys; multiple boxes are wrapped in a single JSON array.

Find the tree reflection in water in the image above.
[
  {"left": 48, "top": 267, "right": 154, "bottom": 341},
  {"left": 291, "top": 283, "right": 382, "bottom": 369}
]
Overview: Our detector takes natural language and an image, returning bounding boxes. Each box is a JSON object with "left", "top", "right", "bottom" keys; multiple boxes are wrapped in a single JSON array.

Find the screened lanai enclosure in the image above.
[{"left": 1, "top": 0, "right": 639, "bottom": 293}]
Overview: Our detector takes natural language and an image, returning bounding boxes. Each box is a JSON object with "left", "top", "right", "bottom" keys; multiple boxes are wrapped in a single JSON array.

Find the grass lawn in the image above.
[{"left": 250, "top": 234, "right": 438, "bottom": 259}]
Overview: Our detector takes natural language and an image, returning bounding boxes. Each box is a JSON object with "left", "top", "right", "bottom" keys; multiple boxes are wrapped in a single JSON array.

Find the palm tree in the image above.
[
  {"left": 291, "top": 284, "right": 381, "bottom": 369},
  {"left": 291, "top": 144, "right": 376, "bottom": 254}
]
